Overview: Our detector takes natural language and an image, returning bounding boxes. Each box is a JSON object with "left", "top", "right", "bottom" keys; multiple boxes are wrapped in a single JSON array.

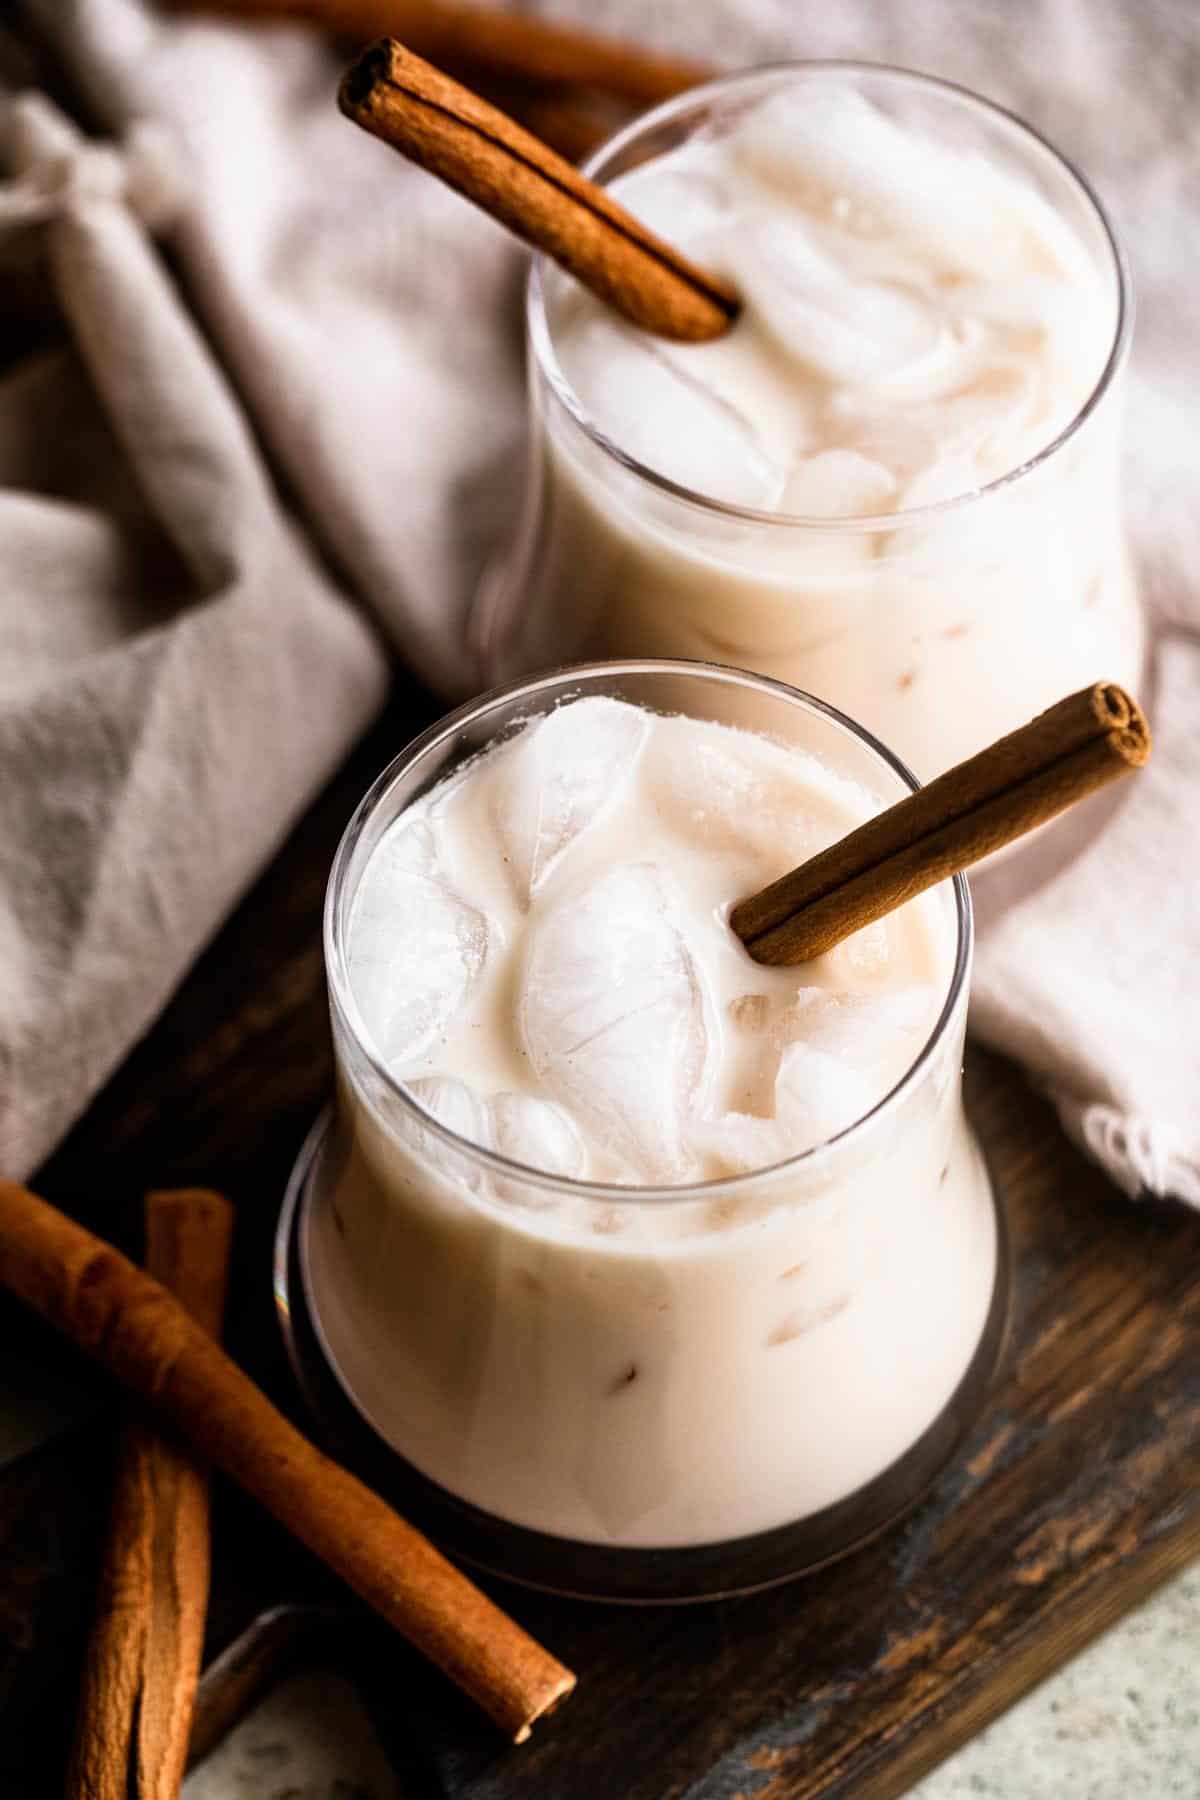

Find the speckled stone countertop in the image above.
[
  {"left": 909, "top": 1568, "right": 1200, "bottom": 1800},
  {"left": 185, "top": 1567, "right": 1200, "bottom": 1800}
]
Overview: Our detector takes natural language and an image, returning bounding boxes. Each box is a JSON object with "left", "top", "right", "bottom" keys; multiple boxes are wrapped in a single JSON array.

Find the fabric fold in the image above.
[
  {"left": 2, "top": 0, "right": 1197, "bottom": 1205},
  {"left": 0, "top": 85, "right": 388, "bottom": 1174}
]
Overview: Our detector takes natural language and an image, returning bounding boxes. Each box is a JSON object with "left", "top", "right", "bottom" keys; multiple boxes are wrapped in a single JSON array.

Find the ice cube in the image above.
[
  {"left": 731, "top": 87, "right": 1027, "bottom": 281},
  {"left": 554, "top": 313, "right": 786, "bottom": 509},
  {"left": 953, "top": 276, "right": 1078, "bottom": 343},
  {"left": 786, "top": 984, "right": 934, "bottom": 1057},
  {"left": 772, "top": 986, "right": 935, "bottom": 1147},
  {"left": 646, "top": 717, "right": 842, "bottom": 870},
  {"left": 864, "top": 315, "right": 990, "bottom": 405},
  {"left": 401, "top": 1075, "right": 491, "bottom": 1192},
  {"left": 489, "top": 1091, "right": 587, "bottom": 1180},
  {"left": 647, "top": 981, "right": 935, "bottom": 1175},
  {"left": 988, "top": 170, "right": 1098, "bottom": 287},
  {"left": 824, "top": 916, "right": 904, "bottom": 984},
  {"left": 783, "top": 448, "right": 897, "bottom": 518},
  {"left": 773, "top": 1041, "right": 877, "bottom": 1149},
  {"left": 739, "top": 219, "right": 938, "bottom": 385},
  {"left": 519, "top": 864, "right": 709, "bottom": 1180},
  {"left": 941, "top": 365, "right": 1038, "bottom": 457},
  {"left": 349, "top": 823, "right": 487, "bottom": 1066},
  {"left": 406, "top": 1075, "right": 490, "bottom": 1146},
  {"left": 490, "top": 698, "right": 648, "bottom": 903},
  {"left": 897, "top": 452, "right": 983, "bottom": 510},
  {"left": 823, "top": 385, "right": 942, "bottom": 490},
  {"left": 837, "top": 346, "right": 1040, "bottom": 506},
  {"left": 893, "top": 362, "right": 1040, "bottom": 504},
  {"left": 384, "top": 815, "right": 438, "bottom": 877},
  {"left": 692, "top": 983, "right": 926, "bottom": 1168},
  {"left": 617, "top": 157, "right": 735, "bottom": 246},
  {"left": 955, "top": 279, "right": 1107, "bottom": 440},
  {"left": 731, "top": 85, "right": 902, "bottom": 209},
  {"left": 690, "top": 1110, "right": 793, "bottom": 1177}
]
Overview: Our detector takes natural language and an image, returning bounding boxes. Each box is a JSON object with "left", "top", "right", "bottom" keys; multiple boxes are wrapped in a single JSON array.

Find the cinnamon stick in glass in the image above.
[
  {"left": 338, "top": 37, "right": 739, "bottom": 340},
  {"left": 66, "top": 1190, "right": 233, "bottom": 1800},
  {"left": 0, "top": 1181, "right": 574, "bottom": 1744},
  {"left": 478, "top": 80, "right": 613, "bottom": 164},
  {"left": 170, "top": 0, "right": 706, "bottom": 107},
  {"left": 732, "top": 682, "right": 1150, "bottom": 967}
]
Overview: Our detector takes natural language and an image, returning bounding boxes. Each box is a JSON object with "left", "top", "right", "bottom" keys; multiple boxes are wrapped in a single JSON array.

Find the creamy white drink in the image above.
[
  {"left": 480, "top": 67, "right": 1143, "bottom": 779},
  {"left": 313, "top": 688, "right": 997, "bottom": 1551}
]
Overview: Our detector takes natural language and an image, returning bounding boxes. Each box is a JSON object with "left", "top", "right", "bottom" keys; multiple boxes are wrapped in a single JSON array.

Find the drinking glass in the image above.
[
  {"left": 280, "top": 660, "right": 1009, "bottom": 1600},
  {"left": 473, "top": 64, "right": 1143, "bottom": 781}
]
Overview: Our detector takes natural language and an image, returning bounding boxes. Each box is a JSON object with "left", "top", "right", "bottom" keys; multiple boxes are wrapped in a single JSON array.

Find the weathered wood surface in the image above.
[{"left": 1, "top": 679, "right": 1197, "bottom": 1798}]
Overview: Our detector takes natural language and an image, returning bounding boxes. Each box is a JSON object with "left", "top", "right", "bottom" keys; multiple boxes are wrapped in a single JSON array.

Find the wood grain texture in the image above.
[{"left": 2, "top": 678, "right": 1197, "bottom": 1797}]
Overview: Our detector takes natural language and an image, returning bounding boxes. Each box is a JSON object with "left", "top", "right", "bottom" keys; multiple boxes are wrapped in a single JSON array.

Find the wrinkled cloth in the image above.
[
  {"left": 1, "top": 0, "right": 1197, "bottom": 1203},
  {"left": 0, "top": 74, "right": 390, "bottom": 1174}
]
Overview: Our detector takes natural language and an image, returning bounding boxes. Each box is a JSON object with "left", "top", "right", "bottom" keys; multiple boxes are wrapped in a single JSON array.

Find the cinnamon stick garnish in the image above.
[
  {"left": 477, "top": 79, "right": 613, "bottom": 164},
  {"left": 732, "top": 682, "right": 1151, "bottom": 966},
  {"left": 338, "top": 38, "right": 739, "bottom": 340},
  {"left": 66, "top": 1190, "right": 233, "bottom": 1800},
  {"left": 0, "top": 1182, "right": 574, "bottom": 1743},
  {"left": 169, "top": 0, "right": 706, "bottom": 108}
]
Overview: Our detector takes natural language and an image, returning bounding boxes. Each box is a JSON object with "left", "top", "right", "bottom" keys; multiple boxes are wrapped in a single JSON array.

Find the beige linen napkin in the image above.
[
  {"left": 3, "top": 0, "right": 1198, "bottom": 1209},
  {"left": 0, "top": 80, "right": 388, "bottom": 1178}
]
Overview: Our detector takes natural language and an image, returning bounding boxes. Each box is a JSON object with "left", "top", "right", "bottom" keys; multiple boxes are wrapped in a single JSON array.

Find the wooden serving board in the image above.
[{"left": 2, "top": 680, "right": 1198, "bottom": 1799}]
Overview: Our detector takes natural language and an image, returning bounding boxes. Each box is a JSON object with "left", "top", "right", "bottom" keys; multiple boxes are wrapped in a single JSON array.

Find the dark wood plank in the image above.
[{"left": 2, "top": 679, "right": 1197, "bottom": 1799}]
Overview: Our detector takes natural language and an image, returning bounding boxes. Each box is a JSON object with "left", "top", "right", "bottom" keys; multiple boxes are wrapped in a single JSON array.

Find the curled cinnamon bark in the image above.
[
  {"left": 733, "top": 683, "right": 1151, "bottom": 965},
  {"left": 339, "top": 38, "right": 738, "bottom": 340},
  {"left": 65, "top": 1190, "right": 233, "bottom": 1800},
  {"left": 0, "top": 1181, "right": 575, "bottom": 1744}
]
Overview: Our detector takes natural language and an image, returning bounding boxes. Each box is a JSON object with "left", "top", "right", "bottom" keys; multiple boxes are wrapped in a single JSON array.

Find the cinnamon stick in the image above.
[
  {"left": 66, "top": 1190, "right": 233, "bottom": 1800},
  {"left": 0, "top": 1181, "right": 574, "bottom": 1743},
  {"left": 732, "top": 682, "right": 1150, "bottom": 966},
  {"left": 478, "top": 79, "right": 613, "bottom": 164},
  {"left": 170, "top": 0, "right": 706, "bottom": 107},
  {"left": 338, "top": 38, "right": 739, "bottom": 340}
]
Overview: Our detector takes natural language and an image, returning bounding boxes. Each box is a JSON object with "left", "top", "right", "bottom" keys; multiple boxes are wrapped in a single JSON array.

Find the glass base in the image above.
[{"left": 276, "top": 1109, "right": 1012, "bottom": 1604}]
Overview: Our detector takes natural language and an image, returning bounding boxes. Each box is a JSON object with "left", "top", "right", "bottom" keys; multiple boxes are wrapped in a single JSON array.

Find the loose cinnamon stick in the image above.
[
  {"left": 66, "top": 1190, "right": 233, "bottom": 1800},
  {"left": 0, "top": 1181, "right": 574, "bottom": 1743},
  {"left": 170, "top": 0, "right": 706, "bottom": 107},
  {"left": 732, "top": 682, "right": 1150, "bottom": 966},
  {"left": 338, "top": 37, "right": 739, "bottom": 340}
]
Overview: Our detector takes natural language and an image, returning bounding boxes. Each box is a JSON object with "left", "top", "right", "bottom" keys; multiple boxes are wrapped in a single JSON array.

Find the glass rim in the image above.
[
  {"left": 325, "top": 657, "right": 974, "bottom": 1206},
  {"left": 526, "top": 58, "right": 1133, "bottom": 535}
]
